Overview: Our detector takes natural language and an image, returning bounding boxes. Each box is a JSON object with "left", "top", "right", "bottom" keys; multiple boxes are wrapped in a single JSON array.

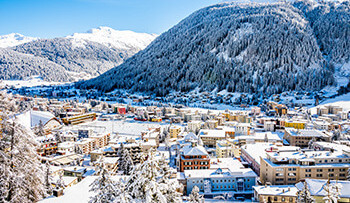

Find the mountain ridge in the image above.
[
  {"left": 80, "top": 1, "right": 348, "bottom": 97},
  {"left": 0, "top": 27, "right": 157, "bottom": 81}
]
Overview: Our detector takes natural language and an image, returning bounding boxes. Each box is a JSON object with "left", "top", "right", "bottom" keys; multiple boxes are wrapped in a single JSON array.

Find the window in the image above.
[
  {"left": 340, "top": 174, "right": 346, "bottom": 177},
  {"left": 317, "top": 169, "right": 323, "bottom": 172},
  {"left": 281, "top": 197, "right": 285, "bottom": 202},
  {"left": 316, "top": 174, "right": 323, "bottom": 177},
  {"left": 289, "top": 197, "right": 293, "bottom": 202},
  {"left": 305, "top": 174, "right": 311, "bottom": 177},
  {"left": 288, "top": 173, "right": 296, "bottom": 177},
  {"left": 328, "top": 169, "right": 334, "bottom": 172},
  {"left": 340, "top": 168, "right": 346, "bottom": 172},
  {"left": 305, "top": 169, "right": 311, "bottom": 172},
  {"left": 329, "top": 174, "right": 334, "bottom": 177},
  {"left": 274, "top": 197, "right": 278, "bottom": 201},
  {"left": 276, "top": 168, "right": 284, "bottom": 172}
]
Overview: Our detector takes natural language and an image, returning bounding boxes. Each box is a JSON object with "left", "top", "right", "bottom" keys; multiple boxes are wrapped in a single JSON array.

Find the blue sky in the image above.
[{"left": 0, "top": 0, "right": 221, "bottom": 38}]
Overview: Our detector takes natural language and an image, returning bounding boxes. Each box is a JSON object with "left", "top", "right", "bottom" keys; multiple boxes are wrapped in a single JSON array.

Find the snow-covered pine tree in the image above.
[
  {"left": 0, "top": 115, "right": 45, "bottom": 203},
  {"left": 323, "top": 179, "right": 342, "bottom": 203},
  {"left": 114, "top": 178, "right": 132, "bottom": 203},
  {"left": 120, "top": 148, "right": 134, "bottom": 175},
  {"left": 297, "top": 181, "right": 315, "bottom": 203},
  {"left": 44, "top": 161, "right": 54, "bottom": 197},
  {"left": 89, "top": 161, "right": 118, "bottom": 203},
  {"left": 189, "top": 186, "right": 203, "bottom": 203},
  {"left": 36, "top": 120, "right": 45, "bottom": 137},
  {"left": 125, "top": 149, "right": 182, "bottom": 203}
]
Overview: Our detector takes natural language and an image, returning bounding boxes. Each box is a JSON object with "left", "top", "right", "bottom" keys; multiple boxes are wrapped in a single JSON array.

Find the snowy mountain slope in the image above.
[
  {"left": 0, "top": 27, "right": 157, "bottom": 82},
  {"left": 0, "top": 33, "right": 37, "bottom": 48},
  {"left": 12, "top": 38, "right": 128, "bottom": 77},
  {"left": 0, "top": 48, "right": 71, "bottom": 82},
  {"left": 81, "top": 1, "right": 348, "bottom": 96}
]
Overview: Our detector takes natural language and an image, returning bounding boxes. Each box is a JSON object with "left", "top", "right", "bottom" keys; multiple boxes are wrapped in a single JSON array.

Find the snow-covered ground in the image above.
[
  {"left": 0, "top": 76, "right": 64, "bottom": 88},
  {"left": 309, "top": 92, "right": 350, "bottom": 114},
  {"left": 63, "top": 118, "right": 169, "bottom": 136}
]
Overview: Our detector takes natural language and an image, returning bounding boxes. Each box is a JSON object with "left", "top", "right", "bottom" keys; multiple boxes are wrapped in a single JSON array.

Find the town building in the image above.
[
  {"left": 182, "top": 158, "right": 257, "bottom": 198},
  {"left": 169, "top": 125, "right": 182, "bottom": 139},
  {"left": 284, "top": 128, "right": 331, "bottom": 148},
  {"left": 179, "top": 142, "right": 210, "bottom": 172},
  {"left": 260, "top": 149, "right": 350, "bottom": 185},
  {"left": 253, "top": 185, "right": 297, "bottom": 203}
]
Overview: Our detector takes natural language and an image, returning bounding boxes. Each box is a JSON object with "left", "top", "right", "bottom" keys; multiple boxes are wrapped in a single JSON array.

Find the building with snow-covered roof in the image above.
[
  {"left": 198, "top": 129, "right": 230, "bottom": 148},
  {"left": 253, "top": 185, "right": 297, "bottom": 203},
  {"left": 57, "top": 142, "right": 75, "bottom": 155},
  {"left": 295, "top": 179, "right": 350, "bottom": 202},
  {"left": 36, "top": 134, "right": 57, "bottom": 156},
  {"left": 284, "top": 128, "right": 331, "bottom": 148},
  {"left": 179, "top": 141, "right": 210, "bottom": 172},
  {"left": 182, "top": 158, "right": 257, "bottom": 198},
  {"left": 260, "top": 148, "right": 350, "bottom": 185},
  {"left": 17, "top": 110, "right": 61, "bottom": 132}
]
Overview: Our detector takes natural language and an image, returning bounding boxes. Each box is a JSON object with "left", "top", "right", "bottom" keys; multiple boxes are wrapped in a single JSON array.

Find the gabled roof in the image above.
[{"left": 182, "top": 144, "right": 208, "bottom": 156}]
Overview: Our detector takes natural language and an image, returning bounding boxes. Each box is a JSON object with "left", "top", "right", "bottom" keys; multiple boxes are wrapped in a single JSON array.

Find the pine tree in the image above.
[
  {"left": 89, "top": 162, "right": 119, "bottom": 203},
  {"left": 297, "top": 181, "right": 315, "bottom": 203},
  {"left": 125, "top": 150, "right": 182, "bottom": 203},
  {"left": 0, "top": 115, "right": 45, "bottom": 203},
  {"left": 323, "top": 179, "right": 342, "bottom": 203},
  {"left": 189, "top": 186, "right": 203, "bottom": 203},
  {"left": 120, "top": 149, "right": 134, "bottom": 175},
  {"left": 44, "top": 161, "right": 54, "bottom": 197}
]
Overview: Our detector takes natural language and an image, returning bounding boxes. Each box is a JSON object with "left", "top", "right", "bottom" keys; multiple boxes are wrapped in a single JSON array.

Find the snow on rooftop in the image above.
[
  {"left": 17, "top": 110, "right": 56, "bottom": 129},
  {"left": 182, "top": 144, "right": 209, "bottom": 156},
  {"left": 296, "top": 179, "right": 350, "bottom": 198},
  {"left": 253, "top": 185, "right": 297, "bottom": 196}
]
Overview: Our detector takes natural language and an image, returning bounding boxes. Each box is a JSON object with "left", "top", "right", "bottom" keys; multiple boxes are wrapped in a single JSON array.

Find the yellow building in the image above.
[
  {"left": 216, "top": 139, "right": 240, "bottom": 158},
  {"left": 169, "top": 126, "right": 182, "bottom": 139},
  {"left": 285, "top": 121, "right": 306, "bottom": 129}
]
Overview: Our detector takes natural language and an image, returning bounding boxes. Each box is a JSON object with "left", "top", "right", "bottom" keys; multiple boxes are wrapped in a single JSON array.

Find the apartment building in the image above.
[
  {"left": 284, "top": 128, "right": 331, "bottom": 148},
  {"left": 260, "top": 149, "right": 350, "bottom": 185},
  {"left": 75, "top": 138, "right": 96, "bottom": 154},
  {"left": 90, "top": 133, "right": 110, "bottom": 148}
]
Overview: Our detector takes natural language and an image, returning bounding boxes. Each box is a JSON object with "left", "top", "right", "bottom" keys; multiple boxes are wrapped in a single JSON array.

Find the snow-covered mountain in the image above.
[
  {"left": 66, "top": 26, "right": 157, "bottom": 51},
  {"left": 0, "top": 27, "right": 157, "bottom": 82},
  {"left": 81, "top": 0, "right": 349, "bottom": 96},
  {"left": 0, "top": 33, "right": 37, "bottom": 48}
]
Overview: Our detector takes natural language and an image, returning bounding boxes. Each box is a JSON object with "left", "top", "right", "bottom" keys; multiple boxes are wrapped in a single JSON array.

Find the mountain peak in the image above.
[
  {"left": 0, "top": 33, "right": 37, "bottom": 48},
  {"left": 67, "top": 26, "right": 158, "bottom": 50}
]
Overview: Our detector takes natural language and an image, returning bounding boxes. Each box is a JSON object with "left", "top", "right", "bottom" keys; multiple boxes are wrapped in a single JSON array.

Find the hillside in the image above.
[
  {"left": 80, "top": 1, "right": 349, "bottom": 97},
  {"left": 0, "top": 49, "right": 71, "bottom": 82},
  {"left": 0, "top": 27, "right": 157, "bottom": 81}
]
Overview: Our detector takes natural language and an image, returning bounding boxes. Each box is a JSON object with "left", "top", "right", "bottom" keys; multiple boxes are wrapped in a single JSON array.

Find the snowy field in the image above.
[
  {"left": 309, "top": 92, "right": 350, "bottom": 114},
  {"left": 63, "top": 118, "right": 170, "bottom": 136},
  {"left": 0, "top": 76, "right": 64, "bottom": 88}
]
